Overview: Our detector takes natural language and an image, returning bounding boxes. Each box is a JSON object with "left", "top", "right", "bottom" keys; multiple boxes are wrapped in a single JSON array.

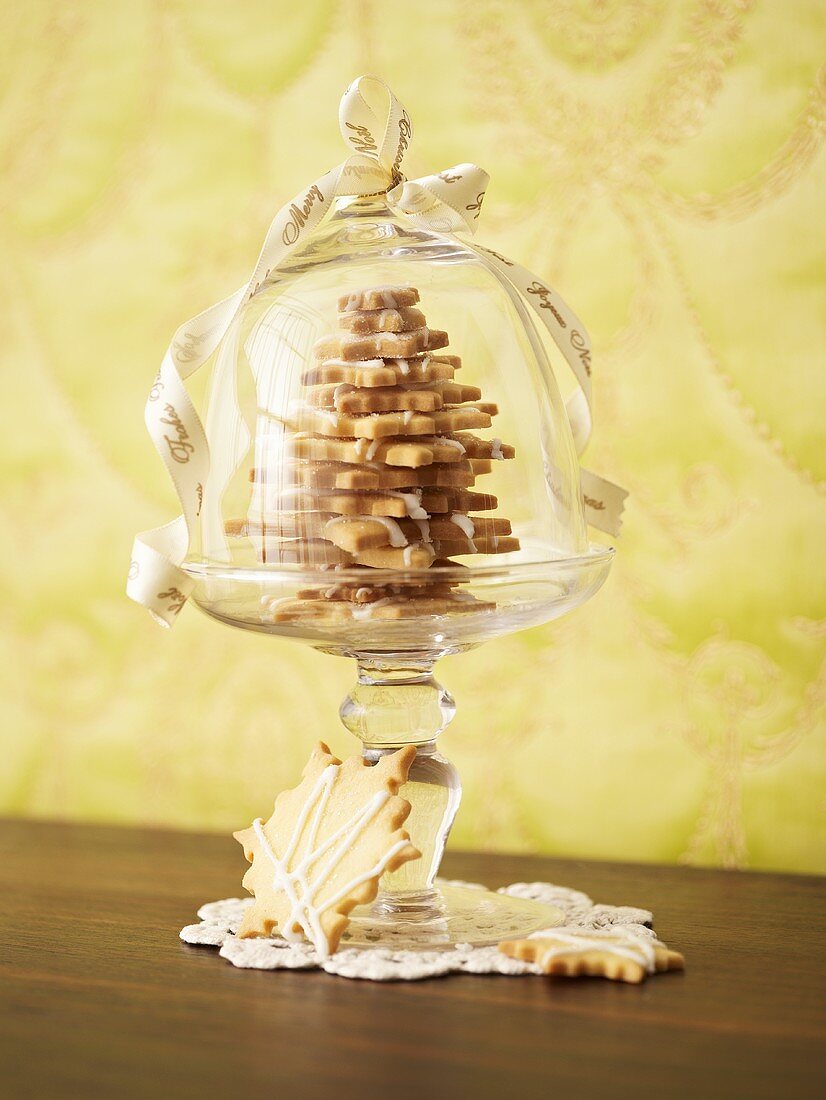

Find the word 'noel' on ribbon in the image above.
[{"left": 127, "top": 74, "right": 627, "bottom": 626}]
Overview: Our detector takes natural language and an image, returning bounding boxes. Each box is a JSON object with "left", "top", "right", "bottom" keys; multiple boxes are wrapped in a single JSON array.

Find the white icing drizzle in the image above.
[
  {"left": 354, "top": 587, "right": 372, "bottom": 602},
  {"left": 354, "top": 438, "right": 369, "bottom": 458},
  {"left": 388, "top": 489, "right": 427, "bottom": 520},
  {"left": 490, "top": 437, "right": 504, "bottom": 460},
  {"left": 343, "top": 293, "right": 360, "bottom": 312},
  {"left": 251, "top": 766, "right": 410, "bottom": 960},
  {"left": 402, "top": 545, "right": 417, "bottom": 566},
  {"left": 365, "top": 438, "right": 381, "bottom": 460},
  {"left": 374, "top": 516, "right": 409, "bottom": 547},
  {"left": 326, "top": 357, "right": 383, "bottom": 370},
  {"left": 413, "top": 518, "right": 431, "bottom": 544},
  {"left": 380, "top": 290, "right": 397, "bottom": 309},
  {"left": 333, "top": 384, "right": 355, "bottom": 410},
  {"left": 398, "top": 434, "right": 461, "bottom": 455},
  {"left": 394, "top": 358, "right": 411, "bottom": 376},
  {"left": 449, "top": 513, "right": 476, "bottom": 552},
  {"left": 438, "top": 437, "right": 466, "bottom": 454},
  {"left": 403, "top": 410, "right": 415, "bottom": 425},
  {"left": 530, "top": 929, "right": 659, "bottom": 972}
]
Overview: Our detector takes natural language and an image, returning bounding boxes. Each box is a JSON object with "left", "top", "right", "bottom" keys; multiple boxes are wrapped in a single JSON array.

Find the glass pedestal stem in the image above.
[{"left": 339, "top": 658, "right": 461, "bottom": 918}]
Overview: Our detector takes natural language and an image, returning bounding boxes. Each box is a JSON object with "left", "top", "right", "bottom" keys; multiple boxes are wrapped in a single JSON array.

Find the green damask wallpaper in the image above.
[{"left": 2, "top": 0, "right": 824, "bottom": 871}]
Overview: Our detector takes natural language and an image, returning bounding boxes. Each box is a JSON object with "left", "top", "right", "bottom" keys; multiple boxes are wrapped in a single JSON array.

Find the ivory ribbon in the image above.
[{"left": 127, "top": 75, "right": 627, "bottom": 626}]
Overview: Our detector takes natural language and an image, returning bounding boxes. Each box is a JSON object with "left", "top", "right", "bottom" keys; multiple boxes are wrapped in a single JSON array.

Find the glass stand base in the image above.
[{"left": 340, "top": 884, "right": 562, "bottom": 951}]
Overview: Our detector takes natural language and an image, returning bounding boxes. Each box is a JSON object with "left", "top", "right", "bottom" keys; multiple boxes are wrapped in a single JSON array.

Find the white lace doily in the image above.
[{"left": 180, "top": 880, "right": 656, "bottom": 982}]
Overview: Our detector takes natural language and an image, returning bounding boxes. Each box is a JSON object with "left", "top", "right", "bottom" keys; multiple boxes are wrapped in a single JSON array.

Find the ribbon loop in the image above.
[
  {"left": 339, "top": 75, "right": 412, "bottom": 187},
  {"left": 389, "top": 164, "right": 490, "bottom": 236},
  {"left": 128, "top": 75, "right": 627, "bottom": 624}
]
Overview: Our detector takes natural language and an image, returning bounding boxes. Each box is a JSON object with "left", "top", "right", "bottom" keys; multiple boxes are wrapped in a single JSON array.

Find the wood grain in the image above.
[{"left": 1, "top": 820, "right": 824, "bottom": 1099}]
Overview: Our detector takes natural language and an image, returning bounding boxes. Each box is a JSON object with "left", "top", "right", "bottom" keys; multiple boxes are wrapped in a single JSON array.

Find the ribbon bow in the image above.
[{"left": 128, "top": 75, "right": 626, "bottom": 626}]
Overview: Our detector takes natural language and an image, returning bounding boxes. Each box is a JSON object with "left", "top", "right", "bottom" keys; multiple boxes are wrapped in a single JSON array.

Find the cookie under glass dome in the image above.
[{"left": 183, "top": 194, "right": 613, "bottom": 948}]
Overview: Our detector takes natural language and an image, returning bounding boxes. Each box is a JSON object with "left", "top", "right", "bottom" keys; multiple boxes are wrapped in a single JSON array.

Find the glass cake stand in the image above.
[
  {"left": 175, "top": 189, "right": 617, "bottom": 949},
  {"left": 185, "top": 548, "right": 612, "bottom": 948}
]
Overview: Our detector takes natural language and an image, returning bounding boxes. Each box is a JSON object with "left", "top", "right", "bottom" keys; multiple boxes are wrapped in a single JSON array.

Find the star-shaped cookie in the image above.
[
  {"left": 499, "top": 926, "right": 685, "bottom": 984},
  {"left": 234, "top": 742, "right": 420, "bottom": 958}
]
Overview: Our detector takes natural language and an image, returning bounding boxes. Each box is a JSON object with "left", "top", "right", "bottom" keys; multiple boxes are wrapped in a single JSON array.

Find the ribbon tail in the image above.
[
  {"left": 580, "top": 469, "right": 628, "bottom": 538},
  {"left": 127, "top": 518, "right": 193, "bottom": 627}
]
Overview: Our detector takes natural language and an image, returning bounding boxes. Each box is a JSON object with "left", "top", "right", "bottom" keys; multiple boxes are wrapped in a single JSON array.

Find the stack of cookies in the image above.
[{"left": 227, "top": 284, "right": 519, "bottom": 622}]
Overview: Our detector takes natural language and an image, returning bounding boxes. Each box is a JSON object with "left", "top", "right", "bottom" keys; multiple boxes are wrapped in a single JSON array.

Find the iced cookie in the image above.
[
  {"left": 244, "top": 536, "right": 437, "bottom": 571},
  {"left": 267, "top": 487, "right": 448, "bottom": 518},
  {"left": 338, "top": 285, "right": 420, "bottom": 312},
  {"left": 235, "top": 743, "right": 420, "bottom": 958},
  {"left": 294, "top": 580, "right": 460, "bottom": 603},
  {"left": 339, "top": 306, "right": 426, "bottom": 334},
  {"left": 270, "top": 459, "right": 478, "bottom": 491},
  {"left": 265, "top": 590, "right": 493, "bottom": 624},
  {"left": 294, "top": 405, "right": 492, "bottom": 440},
  {"left": 322, "top": 514, "right": 512, "bottom": 553},
  {"left": 307, "top": 384, "right": 442, "bottom": 415},
  {"left": 301, "top": 355, "right": 461, "bottom": 389},
  {"left": 307, "top": 381, "right": 482, "bottom": 415},
  {"left": 499, "top": 929, "right": 685, "bottom": 984},
  {"left": 312, "top": 327, "right": 448, "bottom": 362},
  {"left": 254, "top": 486, "right": 498, "bottom": 519},
  {"left": 288, "top": 433, "right": 475, "bottom": 468}
]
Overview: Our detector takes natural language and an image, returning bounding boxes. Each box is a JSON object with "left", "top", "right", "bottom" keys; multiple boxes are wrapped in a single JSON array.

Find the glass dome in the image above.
[{"left": 185, "top": 194, "right": 611, "bottom": 656}]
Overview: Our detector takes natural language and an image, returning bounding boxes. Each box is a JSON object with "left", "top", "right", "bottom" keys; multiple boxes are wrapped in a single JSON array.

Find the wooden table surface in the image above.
[{"left": 1, "top": 819, "right": 824, "bottom": 1099}]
